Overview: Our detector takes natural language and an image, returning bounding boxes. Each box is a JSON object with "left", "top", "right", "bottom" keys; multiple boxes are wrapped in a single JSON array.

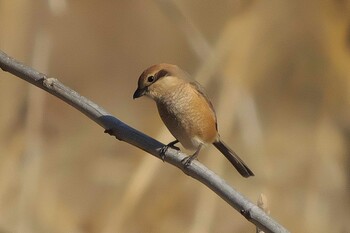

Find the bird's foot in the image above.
[
  {"left": 160, "top": 140, "right": 180, "bottom": 161},
  {"left": 167, "top": 140, "right": 180, "bottom": 150},
  {"left": 181, "top": 156, "right": 194, "bottom": 167},
  {"left": 181, "top": 146, "right": 201, "bottom": 168}
]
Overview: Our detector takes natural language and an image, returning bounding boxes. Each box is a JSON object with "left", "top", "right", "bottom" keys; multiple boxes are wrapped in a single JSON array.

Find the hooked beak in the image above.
[{"left": 133, "top": 88, "right": 146, "bottom": 99}]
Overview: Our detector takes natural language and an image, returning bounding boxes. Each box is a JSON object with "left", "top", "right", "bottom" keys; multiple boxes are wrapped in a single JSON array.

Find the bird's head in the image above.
[{"left": 133, "top": 63, "right": 189, "bottom": 100}]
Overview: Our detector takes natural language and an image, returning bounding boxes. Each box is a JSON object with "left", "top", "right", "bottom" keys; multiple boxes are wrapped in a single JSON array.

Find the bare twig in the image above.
[{"left": 0, "top": 50, "right": 289, "bottom": 233}]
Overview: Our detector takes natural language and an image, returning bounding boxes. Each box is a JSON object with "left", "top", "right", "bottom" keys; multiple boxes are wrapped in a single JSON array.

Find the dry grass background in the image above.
[{"left": 1, "top": 0, "right": 350, "bottom": 232}]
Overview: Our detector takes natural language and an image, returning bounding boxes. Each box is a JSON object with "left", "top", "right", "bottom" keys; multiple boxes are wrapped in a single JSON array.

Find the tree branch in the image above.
[{"left": 0, "top": 50, "right": 289, "bottom": 233}]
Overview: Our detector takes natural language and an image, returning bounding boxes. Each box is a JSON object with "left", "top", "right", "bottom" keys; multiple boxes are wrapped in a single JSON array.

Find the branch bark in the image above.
[{"left": 0, "top": 50, "right": 289, "bottom": 233}]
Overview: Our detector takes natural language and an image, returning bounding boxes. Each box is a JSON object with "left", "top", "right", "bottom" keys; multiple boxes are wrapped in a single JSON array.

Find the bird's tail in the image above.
[{"left": 213, "top": 140, "right": 254, "bottom": 178}]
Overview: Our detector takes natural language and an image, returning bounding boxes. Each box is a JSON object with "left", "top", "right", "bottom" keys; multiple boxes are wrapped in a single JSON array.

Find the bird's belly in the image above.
[{"left": 157, "top": 101, "right": 217, "bottom": 150}]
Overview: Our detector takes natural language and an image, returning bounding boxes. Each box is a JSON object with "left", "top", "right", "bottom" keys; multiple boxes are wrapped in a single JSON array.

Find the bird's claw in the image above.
[
  {"left": 159, "top": 146, "right": 168, "bottom": 161},
  {"left": 167, "top": 140, "right": 180, "bottom": 150},
  {"left": 181, "top": 156, "right": 194, "bottom": 168},
  {"left": 169, "top": 144, "right": 180, "bottom": 150},
  {"left": 159, "top": 140, "right": 180, "bottom": 162}
]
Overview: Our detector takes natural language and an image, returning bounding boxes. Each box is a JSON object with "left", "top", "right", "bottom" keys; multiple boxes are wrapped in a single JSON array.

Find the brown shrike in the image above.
[{"left": 133, "top": 64, "right": 254, "bottom": 178}]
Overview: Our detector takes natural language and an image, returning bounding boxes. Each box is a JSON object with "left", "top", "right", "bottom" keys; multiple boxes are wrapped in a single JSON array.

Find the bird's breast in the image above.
[{"left": 156, "top": 85, "right": 217, "bottom": 150}]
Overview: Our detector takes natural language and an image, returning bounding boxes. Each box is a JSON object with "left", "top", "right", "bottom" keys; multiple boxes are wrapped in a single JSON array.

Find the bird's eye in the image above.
[{"left": 147, "top": 76, "right": 155, "bottom": 82}]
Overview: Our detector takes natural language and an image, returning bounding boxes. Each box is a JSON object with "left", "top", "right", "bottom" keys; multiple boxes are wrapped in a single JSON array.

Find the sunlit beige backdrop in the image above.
[{"left": 0, "top": 1, "right": 349, "bottom": 233}]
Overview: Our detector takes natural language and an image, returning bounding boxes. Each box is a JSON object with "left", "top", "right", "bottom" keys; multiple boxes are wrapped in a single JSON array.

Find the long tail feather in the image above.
[{"left": 213, "top": 140, "right": 254, "bottom": 178}]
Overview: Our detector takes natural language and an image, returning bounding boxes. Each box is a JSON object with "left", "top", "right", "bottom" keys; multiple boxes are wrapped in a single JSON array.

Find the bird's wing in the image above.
[{"left": 189, "top": 81, "right": 218, "bottom": 130}]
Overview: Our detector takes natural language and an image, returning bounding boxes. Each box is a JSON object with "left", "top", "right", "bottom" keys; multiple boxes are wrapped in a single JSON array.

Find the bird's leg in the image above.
[
  {"left": 182, "top": 144, "right": 202, "bottom": 167},
  {"left": 160, "top": 139, "right": 180, "bottom": 161}
]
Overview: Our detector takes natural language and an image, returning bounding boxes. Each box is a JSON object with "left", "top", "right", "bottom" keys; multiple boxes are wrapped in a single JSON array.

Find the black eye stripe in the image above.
[
  {"left": 146, "top": 70, "right": 169, "bottom": 84},
  {"left": 155, "top": 69, "right": 169, "bottom": 79}
]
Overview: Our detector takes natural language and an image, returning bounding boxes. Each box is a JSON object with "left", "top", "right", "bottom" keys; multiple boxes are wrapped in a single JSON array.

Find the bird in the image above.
[{"left": 133, "top": 63, "right": 254, "bottom": 178}]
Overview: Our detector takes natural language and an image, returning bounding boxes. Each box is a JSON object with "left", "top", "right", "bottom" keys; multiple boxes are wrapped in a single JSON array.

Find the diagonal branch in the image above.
[{"left": 0, "top": 50, "right": 289, "bottom": 233}]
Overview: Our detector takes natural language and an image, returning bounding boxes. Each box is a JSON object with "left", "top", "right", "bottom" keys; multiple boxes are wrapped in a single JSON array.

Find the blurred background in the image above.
[{"left": 1, "top": 0, "right": 350, "bottom": 232}]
